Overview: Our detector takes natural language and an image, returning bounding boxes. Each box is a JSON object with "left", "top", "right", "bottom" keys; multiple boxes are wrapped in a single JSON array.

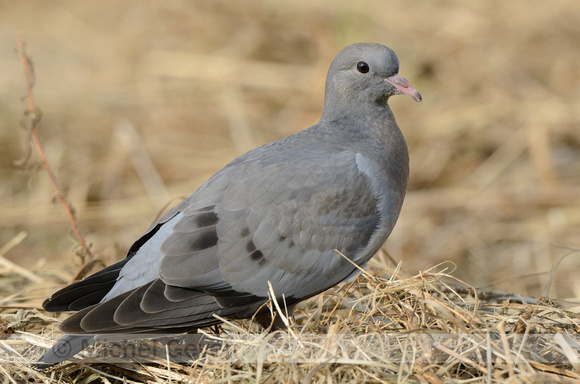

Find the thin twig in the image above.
[
  {"left": 322, "top": 275, "right": 359, "bottom": 326},
  {"left": 15, "top": 33, "right": 95, "bottom": 262},
  {"left": 497, "top": 321, "right": 515, "bottom": 378}
]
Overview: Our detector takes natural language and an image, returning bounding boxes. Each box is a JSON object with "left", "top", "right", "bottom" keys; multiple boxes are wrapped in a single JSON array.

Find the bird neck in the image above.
[
  {"left": 320, "top": 97, "right": 400, "bottom": 145},
  {"left": 318, "top": 100, "right": 409, "bottom": 190}
]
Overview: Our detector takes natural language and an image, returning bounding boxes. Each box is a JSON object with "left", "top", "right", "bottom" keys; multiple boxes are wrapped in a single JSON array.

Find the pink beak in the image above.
[{"left": 385, "top": 74, "right": 422, "bottom": 103}]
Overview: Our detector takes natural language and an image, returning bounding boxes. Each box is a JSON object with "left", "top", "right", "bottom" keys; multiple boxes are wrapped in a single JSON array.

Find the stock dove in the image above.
[{"left": 37, "top": 42, "right": 421, "bottom": 366}]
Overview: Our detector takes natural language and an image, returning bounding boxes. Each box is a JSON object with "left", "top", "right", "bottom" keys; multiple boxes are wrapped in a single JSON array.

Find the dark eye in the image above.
[{"left": 356, "top": 61, "right": 369, "bottom": 74}]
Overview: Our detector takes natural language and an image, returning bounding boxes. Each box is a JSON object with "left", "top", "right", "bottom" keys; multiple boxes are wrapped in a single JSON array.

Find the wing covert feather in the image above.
[{"left": 159, "top": 149, "right": 388, "bottom": 301}]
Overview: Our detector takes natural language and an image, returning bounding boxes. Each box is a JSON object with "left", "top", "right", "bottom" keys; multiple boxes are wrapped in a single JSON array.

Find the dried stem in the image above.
[{"left": 15, "top": 33, "right": 95, "bottom": 262}]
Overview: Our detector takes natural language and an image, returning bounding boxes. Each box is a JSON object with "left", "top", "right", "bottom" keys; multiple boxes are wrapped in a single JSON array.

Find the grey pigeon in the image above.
[{"left": 37, "top": 43, "right": 421, "bottom": 366}]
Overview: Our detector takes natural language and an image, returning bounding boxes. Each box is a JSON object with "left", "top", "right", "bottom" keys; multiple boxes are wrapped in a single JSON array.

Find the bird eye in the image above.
[{"left": 356, "top": 61, "right": 370, "bottom": 74}]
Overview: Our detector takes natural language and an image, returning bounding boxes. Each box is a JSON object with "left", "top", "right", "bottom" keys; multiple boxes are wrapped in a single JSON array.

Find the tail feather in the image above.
[{"left": 35, "top": 334, "right": 95, "bottom": 367}]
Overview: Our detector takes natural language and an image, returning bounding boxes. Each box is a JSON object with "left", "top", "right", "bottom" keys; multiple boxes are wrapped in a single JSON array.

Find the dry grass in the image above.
[
  {"left": 2, "top": 257, "right": 580, "bottom": 382},
  {"left": 1, "top": 0, "right": 580, "bottom": 382}
]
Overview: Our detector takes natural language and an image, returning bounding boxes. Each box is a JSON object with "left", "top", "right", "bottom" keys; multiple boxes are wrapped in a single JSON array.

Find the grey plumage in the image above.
[{"left": 37, "top": 43, "right": 421, "bottom": 366}]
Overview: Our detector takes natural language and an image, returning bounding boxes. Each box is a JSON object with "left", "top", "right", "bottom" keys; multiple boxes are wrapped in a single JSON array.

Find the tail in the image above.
[{"left": 35, "top": 334, "right": 95, "bottom": 368}]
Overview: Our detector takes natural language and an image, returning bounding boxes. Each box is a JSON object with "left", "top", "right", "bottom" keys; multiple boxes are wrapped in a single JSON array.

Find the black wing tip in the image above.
[
  {"left": 42, "top": 297, "right": 70, "bottom": 312},
  {"left": 42, "top": 260, "right": 129, "bottom": 312}
]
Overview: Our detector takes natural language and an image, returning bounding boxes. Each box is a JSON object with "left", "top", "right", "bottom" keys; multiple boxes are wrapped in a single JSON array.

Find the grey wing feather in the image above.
[
  {"left": 159, "top": 149, "right": 395, "bottom": 301},
  {"left": 40, "top": 146, "right": 398, "bottom": 341},
  {"left": 44, "top": 146, "right": 400, "bottom": 338}
]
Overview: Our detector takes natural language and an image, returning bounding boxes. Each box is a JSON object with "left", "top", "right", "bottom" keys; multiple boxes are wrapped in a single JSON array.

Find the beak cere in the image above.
[{"left": 385, "top": 74, "right": 422, "bottom": 102}]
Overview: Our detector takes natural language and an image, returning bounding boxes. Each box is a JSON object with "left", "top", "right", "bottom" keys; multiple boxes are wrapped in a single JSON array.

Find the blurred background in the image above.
[{"left": 0, "top": 0, "right": 579, "bottom": 303}]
